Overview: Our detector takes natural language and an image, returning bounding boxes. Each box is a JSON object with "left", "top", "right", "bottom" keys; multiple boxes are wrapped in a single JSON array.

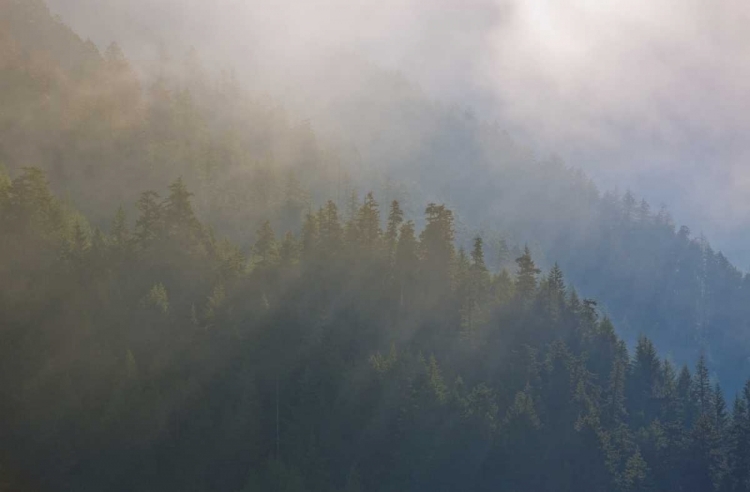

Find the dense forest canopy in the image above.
[
  {"left": 2, "top": 2, "right": 750, "bottom": 491},
  {"left": 2, "top": 0, "right": 749, "bottom": 389},
  {"left": 1, "top": 166, "right": 750, "bottom": 491}
]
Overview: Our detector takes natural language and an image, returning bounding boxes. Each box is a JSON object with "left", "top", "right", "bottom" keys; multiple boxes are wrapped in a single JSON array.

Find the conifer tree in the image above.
[
  {"left": 678, "top": 365, "right": 696, "bottom": 427},
  {"left": 318, "top": 200, "right": 343, "bottom": 253},
  {"left": 394, "top": 220, "right": 418, "bottom": 308},
  {"left": 694, "top": 354, "right": 712, "bottom": 417},
  {"left": 385, "top": 200, "right": 404, "bottom": 261},
  {"left": 515, "top": 245, "right": 541, "bottom": 302},
  {"left": 164, "top": 177, "right": 200, "bottom": 236},
  {"left": 279, "top": 232, "right": 299, "bottom": 266},
  {"left": 111, "top": 206, "right": 130, "bottom": 248},
  {"left": 727, "top": 388, "right": 750, "bottom": 492},
  {"left": 420, "top": 203, "right": 455, "bottom": 290},
  {"left": 357, "top": 192, "right": 381, "bottom": 251},
  {"left": 629, "top": 336, "right": 661, "bottom": 428},
  {"left": 253, "top": 220, "right": 279, "bottom": 268}
]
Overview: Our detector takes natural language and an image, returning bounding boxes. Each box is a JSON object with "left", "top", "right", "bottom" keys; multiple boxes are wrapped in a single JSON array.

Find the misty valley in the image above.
[{"left": 2, "top": 1, "right": 750, "bottom": 491}]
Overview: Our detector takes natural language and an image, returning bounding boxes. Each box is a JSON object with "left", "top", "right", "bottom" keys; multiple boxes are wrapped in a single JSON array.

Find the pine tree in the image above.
[
  {"left": 253, "top": 220, "right": 279, "bottom": 268},
  {"left": 684, "top": 413, "right": 721, "bottom": 492},
  {"left": 135, "top": 190, "right": 162, "bottom": 244},
  {"left": 10, "top": 167, "right": 59, "bottom": 232},
  {"left": 279, "top": 232, "right": 299, "bottom": 266},
  {"left": 543, "top": 263, "right": 566, "bottom": 321},
  {"left": 637, "top": 199, "right": 651, "bottom": 224},
  {"left": 394, "top": 220, "right": 418, "bottom": 309},
  {"left": 604, "top": 340, "right": 628, "bottom": 426},
  {"left": 163, "top": 177, "right": 200, "bottom": 237},
  {"left": 714, "top": 384, "right": 729, "bottom": 437},
  {"left": 68, "top": 221, "right": 90, "bottom": 267},
  {"left": 658, "top": 359, "right": 681, "bottom": 427},
  {"left": 111, "top": 206, "right": 130, "bottom": 249},
  {"left": 461, "top": 236, "right": 491, "bottom": 339},
  {"left": 319, "top": 200, "right": 343, "bottom": 253},
  {"left": 357, "top": 192, "right": 381, "bottom": 251},
  {"left": 629, "top": 336, "right": 662, "bottom": 428},
  {"left": 678, "top": 365, "right": 696, "bottom": 428},
  {"left": 345, "top": 188, "right": 359, "bottom": 223},
  {"left": 515, "top": 245, "right": 541, "bottom": 302},
  {"left": 471, "top": 236, "right": 487, "bottom": 272},
  {"left": 620, "top": 449, "right": 652, "bottom": 492},
  {"left": 727, "top": 388, "right": 750, "bottom": 492},
  {"left": 385, "top": 200, "right": 404, "bottom": 261},
  {"left": 694, "top": 354, "right": 712, "bottom": 417},
  {"left": 623, "top": 190, "right": 637, "bottom": 223},
  {"left": 419, "top": 203, "right": 456, "bottom": 293},
  {"left": 144, "top": 282, "right": 169, "bottom": 314}
]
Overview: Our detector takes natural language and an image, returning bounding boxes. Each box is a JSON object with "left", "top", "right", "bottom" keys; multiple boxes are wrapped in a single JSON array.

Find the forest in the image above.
[
  {"left": 2, "top": 1, "right": 750, "bottom": 491},
  {"left": 2, "top": 167, "right": 750, "bottom": 492}
]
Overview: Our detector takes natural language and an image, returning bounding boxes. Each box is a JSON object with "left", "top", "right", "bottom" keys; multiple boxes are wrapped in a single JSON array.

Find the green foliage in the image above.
[
  {"left": 252, "top": 220, "right": 279, "bottom": 268},
  {"left": 515, "top": 245, "right": 541, "bottom": 301},
  {"left": 144, "top": 282, "right": 169, "bottom": 314},
  {"left": 1, "top": 5, "right": 750, "bottom": 488},
  {"left": 1, "top": 172, "right": 750, "bottom": 491}
]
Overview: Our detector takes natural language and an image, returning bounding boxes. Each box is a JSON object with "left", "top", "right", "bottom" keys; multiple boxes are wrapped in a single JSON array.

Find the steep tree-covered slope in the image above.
[
  {"left": 1, "top": 0, "right": 749, "bottom": 394},
  {"left": 1, "top": 167, "right": 749, "bottom": 492},
  {"left": 310, "top": 55, "right": 750, "bottom": 391},
  {"left": 0, "top": 0, "right": 343, "bottom": 245}
]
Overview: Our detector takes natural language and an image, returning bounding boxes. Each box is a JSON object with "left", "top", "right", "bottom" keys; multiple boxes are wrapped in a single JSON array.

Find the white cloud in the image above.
[{"left": 47, "top": 0, "right": 750, "bottom": 259}]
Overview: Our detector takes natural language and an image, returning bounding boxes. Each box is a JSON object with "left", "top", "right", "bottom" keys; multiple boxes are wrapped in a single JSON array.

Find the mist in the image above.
[
  {"left": 45, "top": 0, "right": 750, "bottom": 265},
  {"left": 6, "top": 1, "right": 750, "bottom": 489}
]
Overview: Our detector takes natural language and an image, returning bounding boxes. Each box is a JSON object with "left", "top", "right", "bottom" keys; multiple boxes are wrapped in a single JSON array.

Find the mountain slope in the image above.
[
  {"left": 0, "top": 166, "right": 747, "bottom": 492},
  {"left": 0, "top": 0, "right": 749, "bottom": 393}
]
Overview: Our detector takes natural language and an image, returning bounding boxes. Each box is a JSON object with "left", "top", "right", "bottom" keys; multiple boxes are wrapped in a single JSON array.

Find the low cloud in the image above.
[{"left": 48, "top": 0, "right": 750, "bottom": 260}]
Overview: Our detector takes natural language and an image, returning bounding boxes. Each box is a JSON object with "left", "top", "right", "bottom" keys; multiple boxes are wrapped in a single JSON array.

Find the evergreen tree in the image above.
[
  {"left": 357, "top": 192, "right": 381, "bottom": 251},
  {"left": 164, "top": 177, "right": 200, "bottom": 237},
  {"left": 111, "top": 206, "right": 130, "bottom": 249},
  {"left": 279, "top": 231, "right": 299, "bottom": 266},
  {"left": 628, "top": 336, "right": 662, "bottom": 428},
  {"left": 253, "top": 220, "right": 279, "bottom": 268},
  {"left": 684, "top": 413, "right": 722, "bottom": 492},
  {"left": 678, "top": 365, "right": 696, "bottom": 427},
  {"left": 135, "top": 190, "right": 162, "bottom": 244},
  {"left": 727, "top": 389, "right": 750, "bottom": 492},
  {"left": 694, "top": 354, "right": 713, "bottom": 417},
  {"left": 515, "top": 245, "right": 541, "bottom": 302},
  {"left": 394, "top": 220, "right": 418, "bottom": 309},
  {"left": 385, "top": 200, "right": 404, "bottom": 261},
  {"left": 318, "top": 200, "right": 343, "bottom": 254},
  {"left": 419, "top": 203, "right": 456, "bottom": 293}
]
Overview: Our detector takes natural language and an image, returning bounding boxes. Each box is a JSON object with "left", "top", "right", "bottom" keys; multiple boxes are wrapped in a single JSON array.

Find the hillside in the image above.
[
  {"left": 1, "top": 166, "right": 748, "bottom": 492},
  {"left": 4, "top": 3, "right": 750, "bottom": 490},
  {"left": 2, "top": 0, "right": 749, "bottom": 392}
]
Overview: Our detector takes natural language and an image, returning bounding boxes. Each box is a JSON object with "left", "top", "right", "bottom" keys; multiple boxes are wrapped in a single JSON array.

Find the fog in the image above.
[
  {"left": 47, "top": 0, "right": 750, "bottom": 264},
  {"left": 6, "top": 3, "right": 750, "bottom": 488}
]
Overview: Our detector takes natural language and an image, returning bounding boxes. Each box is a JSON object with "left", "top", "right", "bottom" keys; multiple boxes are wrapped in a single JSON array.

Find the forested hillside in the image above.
[
  {"left": 3, "top": 3, "right": 750, "bottom": 490},
  {"left": 3, "top": 0, "right": 749, "bottom": 391},
  {"left": 309, "top": 57, "right": 750, "bottom": 390},
  {"left": 0, "top": 0, "right": 344, "bottom": 246},
  {"left": 1, "top": 167, "right": 749, "bottom": 492}
]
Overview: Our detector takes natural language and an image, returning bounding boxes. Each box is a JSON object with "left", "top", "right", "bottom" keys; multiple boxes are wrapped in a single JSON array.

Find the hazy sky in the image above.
[{"left": 49, "top": 0, "right": 750, "bottom": 264}]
